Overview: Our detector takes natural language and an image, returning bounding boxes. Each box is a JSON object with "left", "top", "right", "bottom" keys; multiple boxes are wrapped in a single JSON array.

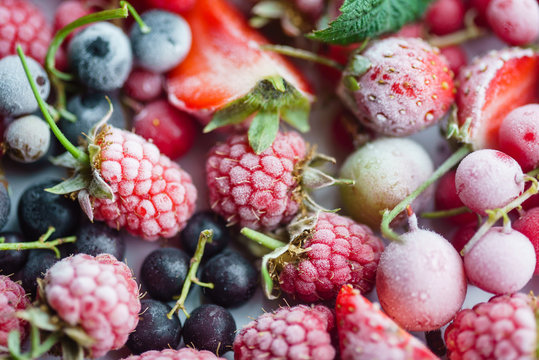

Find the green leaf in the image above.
[
  {"left": 309, "top": 0, "right": 432, "bottom": 45},
  {"left": 204, "top": 101, "right": 258, "bottom": 133},
  {"left": 45, "top": 174, "right": 90, "bottom": 195},
  {"left": 345, "top": 54, "right": 372, "bottom": 77},
  {"left": 248, "top": 109, "right": 280, "bottom": 154},
  {"left": 7, "top": 331, "right": 21, "bottom": 356},
  {"left": 281, "top": 97, "right": 310, "bottom": 133}
]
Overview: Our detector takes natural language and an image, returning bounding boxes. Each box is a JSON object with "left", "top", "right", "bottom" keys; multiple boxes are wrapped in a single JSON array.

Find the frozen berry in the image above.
[
  {"left": 144, "top": 0, "right": 196, "bottom": 14},
  {"left": 17, "top": 179, "right": 80, "bottom": 240},
  {"left": 425, "top": 0, "right": 466, "bottom": 35},
  {"left": 470, "top": 0, "right": 492, "bottom": 25},
  {"left": 140, "top": 247, "right": 190, "bottom": 302},
  {"left": 486, "top": 0, "right": 539, "bottom": 46},
  {"left": 68, "top": 22, "right": 133, "bottom": 91},
  {"left": 130, "top": 10, "right": 191, "bottom": 73},
  {"left": 200, "top": 251, "right": 257, "bottom": 308},
  {"left": 124, "top": 69, "right": 163, "bottom": 101},
  {"left": 126, "top": 299, "right": 181, "bottom": 355},
  {"left": 123, "top": 348, "right": 224, "bottom": 360},
  {"left": 451, "top": 222, "right": 477, "bottom": 254},
  {"left": 53, "top": 0, "right": 93, "bottom": 44},
  {"left": 133, "top": 100, "right": 196, "bottom": 159},
  {"left": 180, "top": 211, "right": 229, "bottom": 258},
  {"left": 434, "top": 170, "right": 476, "bottom": 225},
  {"left": 182, "top": 304, "right": 236, "bottom": 356},
  {"left": 513, "top": 208, "right": 539, "bottom": 275},
  {"left": 440, "top": 45, "right": 467, "bottom": 76},
  {"left": 4, "top": 115, "right": 50, "bottom": 163},
  {"left": 21, "top": 250, "right": 59, "bottom": 296},
  {"left": 64, "top": 221, "right": 126, "bottom": 259},
  {"left": 0, "top": 55, "right": 50, "bottom": 117},
  {"left": 0, "top": 275, "right": 30, "bottom": 347},
  {"left": 0, "top": 232, "right": 28, "bottom": 275},
  {"left": 0, "top": 183, "right": 10, "bottom": 231}
]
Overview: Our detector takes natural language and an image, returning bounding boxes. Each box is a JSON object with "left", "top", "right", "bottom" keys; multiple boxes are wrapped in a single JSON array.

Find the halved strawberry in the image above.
[
  {"left": 456, "top": 48, "right": 539, "bottom": 150},
  {"left": 336, "top": 285, "right": 438, "bottom": 360},
  {"left": 166, "top": 0, "right": 313, "bottom": 153}
]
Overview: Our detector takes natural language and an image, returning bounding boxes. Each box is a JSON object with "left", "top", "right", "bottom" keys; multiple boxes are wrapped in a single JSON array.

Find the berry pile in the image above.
[{"left": 0, "top": 0, "right": 538, "bottom": 359}]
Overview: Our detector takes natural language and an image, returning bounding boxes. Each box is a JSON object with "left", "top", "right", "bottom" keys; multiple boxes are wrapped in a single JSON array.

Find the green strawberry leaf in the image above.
[
  {"left": 281, "top": 96, "right": 310, "bottom": 133},
  {"left": 248, "top": 109, "right": 280, "bottom": 155},
  {"left": 309, "top": 0, "right": 433, "bottom": 45}
]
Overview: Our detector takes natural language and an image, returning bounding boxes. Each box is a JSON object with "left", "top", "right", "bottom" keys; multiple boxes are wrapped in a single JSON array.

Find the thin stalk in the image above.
[
  {"left": 420, "top": 206, "right": 470, "bottom": 219},
  {"left": 0, "top": 226, "right": 76, "bottom": 258},
  {"left": 119, "top": 1, "right": 151, "bottom": 33},
  {"left": 240, "top": 228, "right": 287, "bottom": 250},
  {"left": 260, "top": 44, "right": 345, "bottom": 70},
  {"left": 381, "top": 145, "right": 472, "bottom": 242},
  {"left": 428, "top": 10, "right": 486, "bottom": 48}
]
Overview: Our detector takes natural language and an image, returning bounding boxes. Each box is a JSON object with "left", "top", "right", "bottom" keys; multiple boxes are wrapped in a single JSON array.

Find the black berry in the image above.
[
  {"left": 180, "top": 211, "right": 229, "bottom": 258},
  {"left": 0, "top": 182, "right": 10, "bottom": 231},
  {"left": 0, "top": 232, "right": 28, "bottom": 275},
  {"left": 63, "top": 221, "right": 125, "bottom": 259},
  {"left": 21, "top": 250, "right": 59, "bottom": 296}
]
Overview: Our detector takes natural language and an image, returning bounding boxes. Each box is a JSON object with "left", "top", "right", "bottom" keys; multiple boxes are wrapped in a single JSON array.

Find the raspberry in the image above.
[
  {"left": 445, "top": 293, "right": 537, "bottom": 359},
  {"left": 279, "top": 212, "right": 384, "bottom": 302},
  {"left": 233, "top": 305, "right": 336, "bottom": 360},
  {"left": 44, "top": 254, "right": 141, "bottom": 358},
  {"left": 122, "top": 348, "right": 224, "bottom": 360},
  {"left": 0, "top": 0, "right": 52, "bottom": 64},
  {"left": 0, "top": 276, "right": 30, "bottom": 348},
  {"left": 206, "top": 131, "right": 306, "bottom": 231},
  {"left": 92, "top": 126, "right": 197, "bottom": 240}
]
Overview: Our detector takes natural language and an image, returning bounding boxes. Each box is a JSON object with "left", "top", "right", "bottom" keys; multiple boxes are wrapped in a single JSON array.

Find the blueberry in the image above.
[
  {"left": 22, "top": 250, "right": 59, "bottom": 296},
  {"left": 0, "top": 232, "right": 28, "bottom": 275},
  {"left": 0, "top": 183, "right": 10, "bottom": 231},
  {"left": 18, "top": 179, "right": 80, "bottom": 241},
  {"left": 62, "top": 222, "right": 125, "bottom": 259},
  {"left": 180, "top": 211, "right": 229, "bottom": 258},
  {"left": 130, "top": 10, "right": 191, "bottom": 73},
  {"left": 68, "top": 22, "right": 133, "bottom": 91},
  {"left": 200, "top": 251, "right": 258, "bottom": 308},
  {"left": 182, "top": 304, "right": 236, "bottom": 356},
  {"left": 140, "top": 247, "right": 190, "bottom": 302},
  {"left": 4, "top": 115, "right": 51, "bottom": 163},
  {"left": 126, "top": 299, "right": 182, "bottom": 354},
  {"left": 61, "top": 93, "right": 126, "bottom": 145},
  {"left": 0, "top": 55, "right": 50, "bottom": 117}
]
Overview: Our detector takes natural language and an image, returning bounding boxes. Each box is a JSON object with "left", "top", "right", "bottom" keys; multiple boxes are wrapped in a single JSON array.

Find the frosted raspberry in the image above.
[
  {"left": 92, "top": 126, "right": 197, "bottom": 241},
  {"left": 206, "top": 131, "right": 306, "bottom": 230},
  {"left": 233, "top": 305, "right": 335, "bottom": 360},
  {"left": 122, "top": 348, "right": 225, "bottom": 360},
  {"left": 279, "top": 212, "right": 384, "bottom": 302},
  {"left": 0, "top": 276, "right": 30, "bottom": 347},
  {"left": 445, "top": 293, "right": 537, "bottom": 359},
  {"left": 44, "top": 254, "right": 141, "bottom": 358},
  {"left": 0, "top": 0, "right": 52, "bottom": 64}
]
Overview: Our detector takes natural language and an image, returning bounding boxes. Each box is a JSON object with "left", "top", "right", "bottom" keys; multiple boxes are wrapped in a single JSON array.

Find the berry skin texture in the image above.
[
  {"left": 434, "top": 170, "right": 476, "bottom": 225},
  {"left": 21, "top": 250, "right": 60, "bottom": 297},
  {"left": 464, "top": 227, "right": 535, "bottom": 294},
  {"left": 124, "top": 69, "right": 163, "bottom": 102},
  {"left": 92, "top": 127, "right": 197, "bottom": 240},
  {"left": 376, "top": 228, "right": 467, "bottom": 331},
  {"left": 336, "top": 285, "right": 438, "bottom": 360},
  {"left": 339, "top": 37, "right": 454, "bottom": 137},
  {"left": 425, "top": 0, "right": 466, "bottom": 35},
  {"left": 44, "top": 254, "right": 141, "bottom": 358},
  {"left": 0, "top": 184, "right": 10, "bottom": 232},
  {"left": 65, "top": 222, "right": 126, "bottom": 260},
  {"left": 68, "top": 22, "right": 133, "bottom": 91},
  {"left": 0, "top": 276, "right": 30, "bottom": 347},
  {"left": 0, "top": 233, "right": 27, "bottom": 275},
  {"left": 0, "top": 55, "right": 50, "bottom": 118},
  {"left": 0, "top": 0, "right": 52, "bottom": 64},
  {"left": 445, "top": 293, "right": 537, "bottom": 359},
  {"left": 279, "top": 212, "right": 384, "bottom": 302},
  {"left": 4, "top": 115, "right": 50, "bottom": 163},
  {"left": 123, "top": 348, "right": 225, "bottom": 360},
  {"left": 486, "top": 0, "right": 539, "bottom": 46},
  {"left": 233, "top": 305, "right": 336, "bottom": 360},
  {"left": 133, "top": 100, "right": 197, "bottom": 160},
  {"left": 498, "top": 104, "right": 539, "bottom": 172},
  {"left": 455, "top": 149, "right": 525, "bottom": 215},
  {"left": 513, "top": 207, "right": 539, "bottom": 275},
  {"left": 206, "top": 131, "right": 306, "bottom": 230},
  {"left": 180, "top": 211, "right": 229, "bottom": 258}
]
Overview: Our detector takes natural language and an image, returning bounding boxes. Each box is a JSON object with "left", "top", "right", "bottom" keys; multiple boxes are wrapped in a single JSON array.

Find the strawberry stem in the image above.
[
  {"left": 167, "top": 230, "right": 214, "bottom": 319},
  {"left": 420, "top": 206, "right": 471, "bottom": 219},
  {"left": 16, "top": 46, "right": 89, "bottom": 165},
  {"left": 260, "top": 44, "right": 345, "bottom": 71},
  {"left": 381, "top": 145, "right": 472, "bottom": 242},
  {"left": 0, "top": 226, "right": 76, "bottom": 258},
  {"left": 240, "top": 228, "right": 287, "bottom": 250}
]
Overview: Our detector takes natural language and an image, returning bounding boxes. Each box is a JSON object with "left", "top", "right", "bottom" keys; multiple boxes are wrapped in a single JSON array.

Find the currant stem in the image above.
[
  {"left": 119, "top": 1, "right": 151, "bottom": 34},
  {"left": 17, "top": 46, "right": 90, "bottom": 165},
  {"left": 0, "top": 226, "right": 75, "bottom": 258},
  {"left": 428, "top": 10, "right": 486, "bottom": 48},
  {"left": 167, "top": 230, "right": 214, "bottom": 319},
  {"left": 240, "top": 228, "right": 287, "bottom": 251},
  {"left": 259, "top": 44, "right": 345, "bottom": 71},
  {"left": 420, "top": 206, "right": 471, "bottom": 219},
  {"left": 381, "top": 145, "right": 472, "bottom": 242}
]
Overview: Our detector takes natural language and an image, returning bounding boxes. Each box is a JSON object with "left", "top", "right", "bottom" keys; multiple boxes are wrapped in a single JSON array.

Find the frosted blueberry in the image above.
[
  {"left": 68, "top": 22, "right": 133, "bottom": 91},
  {"left": 4, "top": 115, "right": 51, "bottom": 163},
  {"left": 130, "top": 10, "right": 191, "bottom": 73},
  {"left": 0, "top": 56, "right": 50, "bottom": 118}
]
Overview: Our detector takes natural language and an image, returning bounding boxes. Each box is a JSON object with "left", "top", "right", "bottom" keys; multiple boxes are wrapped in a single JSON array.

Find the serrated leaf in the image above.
[
  {"left": 248, "top": 109, "right": 280, "bottom": 154},
  {"left": 281, "top": 97, "right": 310, "bottom": 132},
  {"left": 204, "top": 101, "right": 258, "bottom": 133},
  {"left": 309, "top": 0, "right": 432, "bottom": 45},
  {"left": 45, "top": 174, "right": 90, "bottom": 195}
]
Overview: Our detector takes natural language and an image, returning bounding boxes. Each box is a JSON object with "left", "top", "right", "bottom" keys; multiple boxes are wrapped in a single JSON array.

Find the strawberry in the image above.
[
  {"left": 166, "top": 0, "right": 313, "bottom": 153},
  {"left": 336, "top": 285, "right": 438, "bottom": 360},
  {"left": 456, "top": 47, "right": 539, "bottom": 150}
]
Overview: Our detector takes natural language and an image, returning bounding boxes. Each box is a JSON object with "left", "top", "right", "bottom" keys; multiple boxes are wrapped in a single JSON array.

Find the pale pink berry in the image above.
[
  {"left": 122, "top": 348, "right": 224, "bottom": 360},
  {"left": 0, "top": 276, "right": 29, "bottom": 347},
  {"left": 486, "top": 0, "right": 539, "bottom": 46}
]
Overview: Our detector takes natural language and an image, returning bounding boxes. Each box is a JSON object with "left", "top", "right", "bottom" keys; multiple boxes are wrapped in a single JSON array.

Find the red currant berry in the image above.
[
  {"left": 440, "top": 45, "right": 467, "bottom": 76},
  {"left": 451, "top": 222, "right": 477, "bottom": 255},
  {"left": 425, "top": 0, "right": 466, "bottom": 35},
  {"left": 435, "top": 170, "right": 476, "bottom": 225},
  {"left": 486, "top": 0, "right": 539, "bottom": 46},
  {"left": 124, "top": 69, "right": 164, "bottom": 102},
  {"left": 144, "top": 0, "right": 196, "bottom": 13}
]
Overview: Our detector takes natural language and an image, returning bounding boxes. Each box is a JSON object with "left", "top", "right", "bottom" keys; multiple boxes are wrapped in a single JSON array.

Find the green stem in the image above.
[
  {"left": 0, "top": 226, "right": 76, "bottom": 258},
  {"left": 119, "top": 1, "right": 151, "bottom": 33},
  {"left": 17, "top": 46, "right": 89, "bottom": 165},
  {"left": 528, "top": 168, "right": 539, "bottom": 178},
  {"left": 420, "top": 206, "right": 471, "bottom": 219},
  {"left": 428, "top": 10, "right": 486, "bottom": 48},
  {"left": 167, "top": 230, "right": 214, "bottom": 319},
  {"left": 381, "top": 145, "right": 472, "bottom": 242},
  {"left": 260, "top": 44, "right": 345, "bottom": 71},
  {"left": 240, "top": 228, "right": 287, "bottom": 251},
  {"left": 461, "top": 176, "right": 539, "bottom": 255}
]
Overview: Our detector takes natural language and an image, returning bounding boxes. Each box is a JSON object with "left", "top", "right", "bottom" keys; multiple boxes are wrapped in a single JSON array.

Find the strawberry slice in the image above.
[
  {"left": 456, "top": 48, "right": 539, "bottom": 150},
  {"left": 336, "top": 285, "right": 438, "bottom": 360},
  {"left": 166, "top": 0, "right": 313, "bottom": 153}
]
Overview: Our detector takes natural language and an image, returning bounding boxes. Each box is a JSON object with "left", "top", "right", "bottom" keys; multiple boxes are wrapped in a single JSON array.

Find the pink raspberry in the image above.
[
  {"left": 0, "top": 276, "right": 30, "bottom": 347},
  {"left": 279, "top": 212, "right": 384, "bottom": 302},
  {"left": 44, "top": 254, "right": 141, "bottom": 358},
  {"left": 0, "top": 0, "right": 52, "bottom": 64},
  {"left": 206, "top": 131, "right": 306, "bottom": 230},
  {"left": 445, "top": 293, "right": 537, "bottom": 359},
  {"left": 233, "top": 305, "right": 336, "bottom": 360},
  {"left": 92, "top": 126, "right": 197, "bottom": 240},
  {"left": 122, "top": 348, "right": 225, "bottom": 360}
]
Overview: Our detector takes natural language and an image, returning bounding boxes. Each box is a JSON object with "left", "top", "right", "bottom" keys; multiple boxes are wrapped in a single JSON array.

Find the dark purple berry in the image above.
[
  {"left": 180, "top": 211, "right": 229, "bottom": 258},
  {"left": 0, "top": 232, "right": 28, "bottom": 274},
  {"left": 21, "top": 250, "right": 59, "bottom": 296},
  {"left": 62, "top": 221, "right": 125, "bottom": 259},
  {"left": 0, "top": 182, "right": 10, "bottom": 231}
]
